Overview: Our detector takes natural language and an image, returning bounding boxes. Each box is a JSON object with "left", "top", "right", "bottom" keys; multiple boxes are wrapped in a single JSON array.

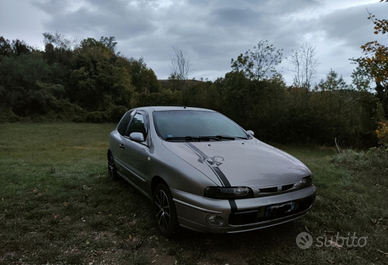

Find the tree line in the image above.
[
  {"left": 0, "top": 33, "right": 161, "bottom": 123},
  {"left": 0, "top": 1, "right": 387, "bottom": 147}
]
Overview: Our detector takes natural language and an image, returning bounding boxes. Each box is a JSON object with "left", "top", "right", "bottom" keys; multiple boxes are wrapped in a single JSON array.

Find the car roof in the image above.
[{"left": 135, "top": 106, "right": 214, "bottom": 113}]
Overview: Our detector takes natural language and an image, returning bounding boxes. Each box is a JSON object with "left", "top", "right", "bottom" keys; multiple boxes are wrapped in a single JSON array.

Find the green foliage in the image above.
[
  {"left": 0, "top": 107, "right": 20, "bottom": 122},
  {"left": 69, "top": 43, "right": 134, "bottom": 111},
  {"left": 352, "top": 0, "right": 388, "bottom": 118},
  {"left": 281, "top": 106, "right": 322, "bottom": 143},
  {"left": 181, "top": 80, "right": 213, "bottom": 108},
  {"left": 332, "top": 147, "right": 388, "bottom": 176},
  {"left": 316, "top": 69, "right": 350, "bottom": 91},
  {"left": 0, "top": 37, "right": 32, "bottom": 56},
  {"left": 133, "top": 89, "right": 182, "bottom": 107},
  {"left": 310, "top": 87, "right": 378, "bottom": 146},
  {"left": 0, "top": 51, "right": 67, "bottom": 116},
  {"left": 99, "top": 36, "right": 118, "bottom": 54},
  {"left": 351, "top": 65, "right": 372, "bottom": 91},
  {"left": 230, "top": 40, "right": 283, "bottom": 81},
  {"left": 0, "top": 34, "right": 167, "bottom": 122},
  {"left": 43, "top": 31, "right": 76, "bottom": 51},
  {"left": 0, "top": 33, "right": 384, "bottom": 147},
  {"left": 119, "top": 56, "right": 161, "bottom": 93},
  {"left": 275, "top": 69, "right": 380, "bottom": 146}
]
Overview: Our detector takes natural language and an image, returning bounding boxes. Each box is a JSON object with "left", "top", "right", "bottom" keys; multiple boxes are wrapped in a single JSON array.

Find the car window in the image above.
[
  {"left": 153, "top": 110, "right": 248, "bottom": 140},
  {"left": 117, "top": 110, "right": 133, "bottom": 136},
  {"left": 126, "top": 111, "right": 147, "bottom": 139}
]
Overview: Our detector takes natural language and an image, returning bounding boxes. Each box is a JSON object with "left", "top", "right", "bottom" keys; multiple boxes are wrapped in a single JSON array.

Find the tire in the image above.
[
  {"left": 108, "top": 152, "right": 118, "bottom": 181},
  {"left": 154, "top": 183, "right": 178, "bottom": 238}
]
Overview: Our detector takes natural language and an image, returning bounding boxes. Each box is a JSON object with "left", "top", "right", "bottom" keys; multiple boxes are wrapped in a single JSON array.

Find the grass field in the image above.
[{"left": 0, "top": 123, "right": 387, "bottom": 264}]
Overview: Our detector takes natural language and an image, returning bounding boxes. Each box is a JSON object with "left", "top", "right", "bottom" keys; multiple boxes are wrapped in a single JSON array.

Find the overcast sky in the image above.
[{"left": 0, "top": 0, "right": 386, "bottom": 86}]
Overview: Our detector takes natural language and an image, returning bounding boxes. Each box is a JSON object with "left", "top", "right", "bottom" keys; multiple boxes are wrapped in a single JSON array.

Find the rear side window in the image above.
[{"left": 117, "top": 111, "right": 133, "bottom": 136}]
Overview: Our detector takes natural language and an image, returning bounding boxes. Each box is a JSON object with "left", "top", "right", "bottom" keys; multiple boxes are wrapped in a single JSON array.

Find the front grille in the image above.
[
  {"left": 259, "top": 187, "right": 278, "bottom": 193},
  {"left": 282, "top": 184, "right": 294, "bottom": 191},
  {"left": 257, "top": 183, "right": 297, "bottom": 196},
  {"left": 228, "top": 196, "right": 315, "bottom": 225}
]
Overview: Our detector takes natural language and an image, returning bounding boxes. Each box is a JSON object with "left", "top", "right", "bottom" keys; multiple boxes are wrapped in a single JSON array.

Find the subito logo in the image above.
[{"left": 296, "top": 232, "right": 313, "bottom": 249}]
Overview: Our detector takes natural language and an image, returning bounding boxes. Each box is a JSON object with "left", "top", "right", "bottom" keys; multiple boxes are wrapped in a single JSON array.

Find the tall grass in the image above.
[{"left": 0, "top": 124, "right": 387, "bottom": 264}]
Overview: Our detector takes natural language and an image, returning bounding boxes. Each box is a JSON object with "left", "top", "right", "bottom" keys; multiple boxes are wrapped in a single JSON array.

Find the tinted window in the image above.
[
  {"left": 153, "top": 110, "right": 248, "bottom": 140},
  {"left": 127, "top": 112, "right": 147, "bottom": 138},
  {"left": 117, "top": 111, "right": 133, "bottom": 136}
]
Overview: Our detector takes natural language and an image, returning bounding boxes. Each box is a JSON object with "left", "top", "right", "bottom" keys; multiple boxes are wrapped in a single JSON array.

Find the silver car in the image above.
[{"left": 108, "top": 106, "right": 316, "bottom": 237}]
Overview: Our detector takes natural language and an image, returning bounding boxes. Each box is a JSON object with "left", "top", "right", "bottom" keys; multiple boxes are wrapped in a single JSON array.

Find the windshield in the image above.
[{"left": 153, "top": 110, "right": 249, "bottom": 141}]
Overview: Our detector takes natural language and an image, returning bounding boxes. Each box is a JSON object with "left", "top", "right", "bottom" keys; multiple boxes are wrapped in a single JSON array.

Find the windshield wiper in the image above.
[
  {"left": 213, "top": 135, "right": 235, "bottom": 140},
  {"left": 213, "top": 135, "right": 250, "bottom": 140},
  {"left": 165, "top": 135, "right": 246, "bottom": 142},
  {"left": 195, "top": 135, "right": 235, "bottom": 141},
  {"left": 165, "top": 136, "right": 204, "bottom": 142}
]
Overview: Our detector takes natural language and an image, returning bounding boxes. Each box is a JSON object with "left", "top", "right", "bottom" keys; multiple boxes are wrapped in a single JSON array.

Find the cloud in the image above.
[{"left": 1, "top": 0, "right": 386, "bottom": 84}]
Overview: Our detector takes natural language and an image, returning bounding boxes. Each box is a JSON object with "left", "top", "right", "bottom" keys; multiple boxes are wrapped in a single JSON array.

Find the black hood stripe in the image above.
[
  {"left": 185, "top": 142, "right": 208, "bottom": 159},
  {"left": 212, "top": 167, "right": 231, "bottom": 187},
  {"left": 185, "top": 142, "right": 236, "bottom": 212},
  {"left": 185, "top": 142, "right": 231, "bottom": 187}
]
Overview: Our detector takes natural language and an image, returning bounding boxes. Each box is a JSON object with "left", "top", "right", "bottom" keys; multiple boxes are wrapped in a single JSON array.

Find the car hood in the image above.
[{"left": 162, "top": 139, "right": 311, "bottom": 187}]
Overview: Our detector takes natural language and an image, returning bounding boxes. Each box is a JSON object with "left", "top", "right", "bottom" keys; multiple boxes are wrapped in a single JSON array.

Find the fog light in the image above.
[{"left": 206, "top": 215, "right": 225, "bottom": 226}]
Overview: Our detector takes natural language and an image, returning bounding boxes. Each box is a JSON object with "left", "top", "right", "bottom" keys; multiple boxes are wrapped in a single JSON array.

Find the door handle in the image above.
[{"left": 119, "top": 144, "right": 125, "bottom": 150}]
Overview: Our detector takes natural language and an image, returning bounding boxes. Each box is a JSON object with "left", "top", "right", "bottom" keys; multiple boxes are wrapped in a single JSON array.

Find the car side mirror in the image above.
[
  {"left": 129, "top": 132, "right": 145, "bottom": 143},
  {"left": 246, "top": 130, "right": 254, "bottom": 136}
]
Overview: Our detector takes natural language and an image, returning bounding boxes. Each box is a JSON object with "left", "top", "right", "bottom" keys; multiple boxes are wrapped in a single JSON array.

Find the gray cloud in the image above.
[{"left": 1, "top": 0, "right": 386, "bottom": 84}]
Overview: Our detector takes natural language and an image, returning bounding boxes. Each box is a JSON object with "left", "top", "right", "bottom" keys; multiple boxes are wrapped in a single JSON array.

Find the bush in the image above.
[
  {"left": 332, "top": 147, "right": 388, "bottom": 170},
  {"left": 86, "top": 111, "right": 110, "bottom": 123},
  {"left": 0, "top": 108, "right": 21, "bottom": 122},
  {"left": 376, "top": 121, "right": 388, "bottom": 146}
]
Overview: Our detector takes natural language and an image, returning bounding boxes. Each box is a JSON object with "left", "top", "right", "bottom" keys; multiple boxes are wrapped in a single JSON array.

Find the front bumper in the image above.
[{"left": 172, "top": 185, "right": 316, "bottom": 233}]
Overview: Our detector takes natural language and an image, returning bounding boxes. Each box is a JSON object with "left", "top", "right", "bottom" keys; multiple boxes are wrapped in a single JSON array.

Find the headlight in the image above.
[
  {"left": 299, "top": 176, "right": 313, "bottom": 188},
  {"left": 204, "top": 186, "right": 253, "bottom": 199}
]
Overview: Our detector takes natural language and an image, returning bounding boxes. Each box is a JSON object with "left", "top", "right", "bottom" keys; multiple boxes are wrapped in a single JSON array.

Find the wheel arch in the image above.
[{"left": 151, "top": 176, "right": 167, "bottom": 195}]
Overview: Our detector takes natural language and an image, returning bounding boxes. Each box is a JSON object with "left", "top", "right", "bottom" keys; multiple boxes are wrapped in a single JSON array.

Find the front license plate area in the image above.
[{"left": 265, "top": 202, "right": 295, "bottom": 217}]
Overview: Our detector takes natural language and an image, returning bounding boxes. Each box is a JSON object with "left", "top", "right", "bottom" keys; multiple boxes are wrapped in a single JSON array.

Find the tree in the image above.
[
  {"left": 288, "top": 43, "right": 319, "bottom": 90},
  {"left": 231, "top": 40, "right": 283, "bottom": 81},
  {"left": 120, "top": 56, "right": 160, "bottom": 93},
  {"left": 68, "top": 37, "right": 134, "bottom": 112},
  {"left": 0, "top": 37, "right": 12, "bottom": 56},
  {"left": 0, "top": 37, "right": 32, "bottom": 57},
  {"left": 351, "top": 64, "right": 372, "bottom": 91},
  {"left": 355, "top": 0, "right": 388, "bottom": 117},
  {"left": 316, "top": 69, "right": 349, "bottom": 91},
  {"left": 315, "top": 69, "right": 349, "bottom": 121},
  {"left": 100, "top": 36, "right": 118, "bottom": 54},
  {"left": 43, "top": 31, "right": 78, "bottom": 51},
  {"left": 0, "top": 50, "right": 64, "bottom": 116},
  {"left": 312, "top": 69, "right": 378, "bottom": 146},
  {"left": 287, "top": 43, "right": 319, "bottom": 108},
  {"left": 170, "top": 46, "right": 191, "bottom": 89},
  {"left": 42, "top": 33, "right": 76, "bottom": 91}
]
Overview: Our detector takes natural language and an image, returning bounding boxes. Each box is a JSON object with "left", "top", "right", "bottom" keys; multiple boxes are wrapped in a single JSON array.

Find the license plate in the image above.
[{"left": 265, "top": 202, "right": 295, "bottom": 217}]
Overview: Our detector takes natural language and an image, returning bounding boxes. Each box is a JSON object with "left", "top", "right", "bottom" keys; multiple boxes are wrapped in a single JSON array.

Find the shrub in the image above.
[
  {"left": 376, "top": 121, "right": 388, "bottom": 146},
  {"left": 332, "top": 147, "right": 388, "bottom": 170},
  {"left": 0, "top": 107, "right": 21, "bottom": 122}
]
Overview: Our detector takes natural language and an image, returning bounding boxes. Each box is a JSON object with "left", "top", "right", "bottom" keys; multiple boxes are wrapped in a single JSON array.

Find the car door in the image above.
[
  {"left": 120, "top": 110, "right": 151, "bottom": 192},
  {"left": 111, "top": 110, "right": 133, "bottom": 173}
]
